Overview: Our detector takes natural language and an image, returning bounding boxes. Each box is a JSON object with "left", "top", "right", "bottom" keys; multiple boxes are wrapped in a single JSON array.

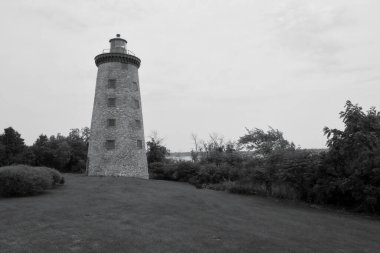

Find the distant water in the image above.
[{"left": 167, "top": 155, "right": 192, "bottom": 161}]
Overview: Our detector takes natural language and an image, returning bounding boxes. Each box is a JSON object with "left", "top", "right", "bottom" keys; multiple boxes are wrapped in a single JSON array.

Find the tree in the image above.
[
  {"left": 0, "top": 127, "right": 27, "bottom": 166},
  {"left": 322, "top": 101, "right": 380, "bottom": 212},
  {"left": 238, "top": 127, "right": 295, "bottom": 156},
  {"left": 80, "top": 127, "right": 90, "bottom": 143},
  {"left": 194, "top": 133, "right": 241, "bottom": 165},
  {"left": 146, "top": 132, "right": 169, "bottom": 164},
  {"left": 31, "top": 128, "right": 89, "bottom": 173},
  {"left": 190, "top": 133, "right": 200, "bottom": 162},
  {"left": 0, "top": 143, "right": 6, "bottom": 165},
  {"left": 31, "top": 134, "right": 55, "bottom": 167},
  {"left": 65, "top": 128, "right": 89, "bottom": 173},
  {"left": 238, "top": 127, "right": 296, "bottom": 196}
]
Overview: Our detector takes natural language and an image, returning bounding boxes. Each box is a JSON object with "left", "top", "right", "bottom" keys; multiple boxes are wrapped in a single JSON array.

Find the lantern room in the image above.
[{"left": 109, "top": 34, "right": 127, "bottom": 53}]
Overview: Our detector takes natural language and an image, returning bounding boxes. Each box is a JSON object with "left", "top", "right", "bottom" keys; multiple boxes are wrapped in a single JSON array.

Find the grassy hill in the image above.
[{"left": 1, "top": 174, "right": 379, "bottom": 253}]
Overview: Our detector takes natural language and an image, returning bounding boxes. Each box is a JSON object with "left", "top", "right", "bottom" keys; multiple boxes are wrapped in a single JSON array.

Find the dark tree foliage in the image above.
[
  {"left": 32, "top": 135, "right": 56, "bottom": 168},
  {"left": 149, "top": 101, "right": 380, "bottom": 214},
  {"left": 146, "top": 137, "right": 170, "bottom": 164},
  {"left": 0, "top": 127, "right": 89, "bottom": 173},
  {"left": 0, "top": 127, "right": 29, "bottom": 166},
  {"left": 264, "top": 149, "right": 321, "bottom": 200},
  {"left": 32, "top": 128, "right": 89, "bottom": 173},
  {"left": 196, "top": 134, "right": 242, "bottom": 166},
  {"left": 65, "top": 128, "right": 89, "bottom": 172},
  {"left": 321, "top": 101, "right": 380, "bottom": 212},
  {"left": 238, "top": 127, "right": 296, "bottom": 156}
]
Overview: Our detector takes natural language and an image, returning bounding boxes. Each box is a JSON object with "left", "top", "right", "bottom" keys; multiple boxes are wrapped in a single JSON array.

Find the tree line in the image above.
[
  {"left": 0, "top": 127, "right": 89, "bottom": 173},
  {"left": 147, "top": 101, "right": 380, "bottom": 214},
  {"left": 2, "top": 100, "right": 379, "bottom": 213}
]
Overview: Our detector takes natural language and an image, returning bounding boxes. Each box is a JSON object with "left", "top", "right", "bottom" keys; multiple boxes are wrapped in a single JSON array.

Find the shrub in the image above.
[
  {"left": 195, "top": 164, "right": 228, "bottom": 185},
  {"left": 187, "top": 163, "right": 242, "bottom": 188},
  {"left": 146, "top": 136, "right": 170, "bottom": 164},
  {"left": 148, "top": 162, "right": 165, "bottom": 179},
  {"left": 38, "top": 166, "right": 65, "bottom": 186},
  {"left": 0, "top": 165, "right": 64, "bottom": 197},
  {"left": 173, "top": 161, "right": 200, "bottom": 182},
  {"left": 149, "top": 161, "right": 200, "bottom": 182},
  {"left": 198, "top": 163, "right": 218, "bottom": 183},
  {"left": 271, "top": 182, "right": 299, "bottom": 200},
  {"left": 148, "top": 162, "right": 177, "bottom": 180},
  {"left": 225, "top": 181, "right": 258, "bottom": 195},
  {"left": 201, "top": 149, "right": 243, "bottom": 166}
]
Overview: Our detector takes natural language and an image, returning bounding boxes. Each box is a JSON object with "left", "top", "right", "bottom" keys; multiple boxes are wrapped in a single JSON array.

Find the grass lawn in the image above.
[{"left": 1, "top": 174, "right": 379, "bottom": 253}]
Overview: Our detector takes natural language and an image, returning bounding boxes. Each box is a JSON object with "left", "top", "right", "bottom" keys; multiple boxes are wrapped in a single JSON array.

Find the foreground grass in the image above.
[{"left": 0, "top": 174, "right": 379, "bottom": 253}]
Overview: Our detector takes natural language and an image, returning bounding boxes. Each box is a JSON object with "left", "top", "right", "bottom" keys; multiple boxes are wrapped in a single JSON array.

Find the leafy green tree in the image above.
[
  {"left": 32, "top": 134, "right": 55, "bottom": 167},
  {"left": 31, "top": 128, "right": 89, "bottom": 173},
  {"left": 80, "top": 127, "right": 90, "bottom": 143},
  {"left": 0, "top": 143, "right": 6, "bottom": 165},
  {"left": 0, "top": 126, "right": 89, "bottom": 172},
  {"left": 195, "top": 133, "right": 242, "bottom": 166},
  {"left": 0, "top": 127, "right": 27, "bottom": 166},
  {"left": 238, "top": 127, "right": 296, "bottom": 195},
  {"left": 65, "top": 128, "right": 89, "bottom": 173},
  {"left": 55, "top": 140, "right": 72, "bottom": 171},
  {"left": 238, "top": 127, "right": 295, "bottom": 156},
  {"left": 146, "top": 136, "right": 169, "bottom": 164},
  {"left": 15, "top": 147, "right": 36, "bottom": 165},
  {"left": 322, "top": 101, "right": 380, "bottom": 212}
]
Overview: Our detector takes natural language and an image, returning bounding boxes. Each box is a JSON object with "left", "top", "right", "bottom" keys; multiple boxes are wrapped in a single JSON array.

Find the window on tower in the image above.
[
  {"left": 107, "top": 98, "right": 116, "bottom": 107},
  {"left": 135, "top": 120, "right": 141, "bottom": 129},
  {"left": 137, "top": 140, "right": 143, "bottom": 149},
  {"left": 108, "top": 79, "right": 116, "bottom": 89},
  {"left": 134, "top": 99, "right": 140, "bottom": 109},
  {"left": 105, "top": 140, "right": 115, "bottom": 150},
  {"left": 107, "top": 119, "right": 116, "bottom": 127},
  {"left": 132, "top": 81, "right": 139, "bottom": 91}
]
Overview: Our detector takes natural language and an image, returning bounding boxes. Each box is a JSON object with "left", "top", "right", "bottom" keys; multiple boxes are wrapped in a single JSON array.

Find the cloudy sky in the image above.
[{"left": 0, "top": 0, "right": 379, "bottom": 151}]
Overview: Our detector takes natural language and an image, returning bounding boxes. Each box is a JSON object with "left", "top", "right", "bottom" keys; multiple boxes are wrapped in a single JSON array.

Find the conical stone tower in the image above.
[{"left": 87, "top": 34, "right": 148, "bottom": 178}]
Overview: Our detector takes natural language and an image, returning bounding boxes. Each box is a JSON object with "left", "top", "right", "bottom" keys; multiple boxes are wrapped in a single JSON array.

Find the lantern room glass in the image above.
[{"left": 110, "top": 39, "right": 126, "bottom": 53}]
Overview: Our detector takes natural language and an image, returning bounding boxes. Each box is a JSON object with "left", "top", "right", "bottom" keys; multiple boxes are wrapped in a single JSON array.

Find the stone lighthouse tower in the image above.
[{"left": 87, "top": 34, "right": 148, "bottom": 179}]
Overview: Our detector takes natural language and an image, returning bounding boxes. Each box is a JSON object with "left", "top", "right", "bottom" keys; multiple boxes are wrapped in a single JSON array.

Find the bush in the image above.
[
  {"left": 191, "top": 163, "right": 239, "bottom": 185},
  {"left": 148, "top": 161, "right": 200, "bottom": 182},
  {"left": 146, "top": 136, "right": 170, "bottom": 164},
  {"left": 271, "top": 182, "right": 299, "bottom": 200},
  {"left": 0, "top": 165, "right": 64, "bottom": 197},
  {"left": 225, "top": 181, "right": 258, "bottom": 195},
  {"left": 148, "top": 162, "right": 177, "bottom": 180},
  {"left": 38, "top": 166, "right": 65, "bottom": 186},
  {"left": 173, "top": 161, "right": 200, "bottom": 182},
  {"left": 201, "top": 150, "right": 243, "bottom": 166}
]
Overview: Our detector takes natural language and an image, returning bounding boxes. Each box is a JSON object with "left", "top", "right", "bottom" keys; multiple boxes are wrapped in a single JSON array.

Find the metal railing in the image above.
[{"left": 102, "top": 49, "right": 136, "bottom": 56}]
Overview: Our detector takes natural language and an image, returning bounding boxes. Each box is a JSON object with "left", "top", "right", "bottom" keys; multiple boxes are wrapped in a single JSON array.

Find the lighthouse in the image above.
[{"left": 87, "top": 34, "right": 148, "bottom": 179}]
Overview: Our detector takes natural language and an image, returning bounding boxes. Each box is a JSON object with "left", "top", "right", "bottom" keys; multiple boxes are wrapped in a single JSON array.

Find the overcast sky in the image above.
[{"left": 0, "top": 0, "right": 379, "bottom": 151}]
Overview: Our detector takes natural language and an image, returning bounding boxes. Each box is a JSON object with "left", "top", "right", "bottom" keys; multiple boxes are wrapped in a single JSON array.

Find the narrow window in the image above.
[
  {"left": 134, "top": 99, "right": 140, "bottom": 109},
  {"left": 132, "top": 81, "right": 139, "bottom": 91},
  {"left": 135, "top": 120, "right": 141, "bottom": 129},
  {"left": 108, "top": 79, "right": 116, "bottom": 89},
  {"left": 107, "top": 119, "right": 116, "bottom": 127},
  {"left": 107, "top": 98, "right": 116, "bottom": 107},
  {"left": 105, "top": 140, "right": 115, "bottom": 150},
  {"left": 137, "top": 140, "right": 143, "bottom": 149}
]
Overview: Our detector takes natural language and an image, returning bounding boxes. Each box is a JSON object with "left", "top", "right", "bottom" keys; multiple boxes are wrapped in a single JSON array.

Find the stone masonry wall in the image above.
[{"left": 87, "top": 61, "right": 148, "bottom": 179}]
